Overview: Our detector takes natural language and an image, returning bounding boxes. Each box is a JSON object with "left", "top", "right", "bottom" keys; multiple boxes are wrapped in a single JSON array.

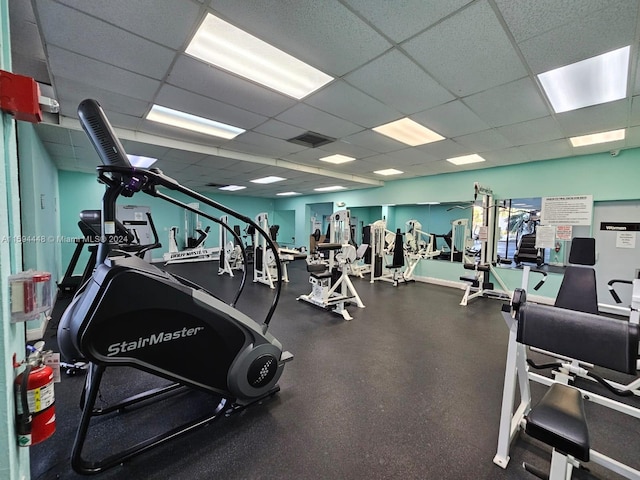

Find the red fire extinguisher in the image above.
[{"left": 15, "top": 358, "right": 56, "bottom": 446}]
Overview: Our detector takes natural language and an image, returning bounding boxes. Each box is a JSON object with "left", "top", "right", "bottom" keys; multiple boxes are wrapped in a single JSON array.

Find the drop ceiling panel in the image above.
[
  {"left": 344, "top": 49, "right": 455, "bottom": 115},
  {"left": 412, "top": 101, "right": 490, "bottom": 138},
  {"left": 343, "top": 0, "right": 473, "bottom": 43},
  {"left": 416, "top": 139, "right": 471, "bottom": 160},
  {"left": 454, "top": 129, "right": 513, "bottom": 153},
  {"left": 275, "top": 104, "right": 364, "bottom": 138},
  {"left": 253, "top": 120, "right": 308, "bottom": 140},
  {"left": 463, "top": 77, "right": 550, "bottom": 127},
  {"left": 196, "top": 156, "right": 240, "bottom": 169},
  {"left": 341, "top": 130, "right": 406, "bottom": 154},
  {"left": 229, "top": 133, "right": 306, "bottom": 158},
  {"left": 34, "top": 124, "right": 73, "bottom": 145},
  {"left": 46, "top": 46, "right": 160, "bottom": 103},
  {"left": 155, "top": 84, "right": 267, "bottom": 130},
  {"left": 554, "top": 100, "right": 628, "bottom": 136},
  {"left": 516, "top": 0, "right": 638, "bottom": 73},
  {"left": 494, "top": 0, "right": 608, "bottom": 43},
  {"left": 519, "top": 139, "right": 573, "bottom": 161},
  {"left": 53, "top": 77, "right": 150, "bottom": 119},
  {"left": 305, "top": 81, "right": 400, "bottom": 128},
  {"left": 497, "top": 116, "right": 565, "bottom": 146},
  {"left": 56, "top": 0, "right": 203, "bottom": 49},
  {"left": 403, "top": 0, "right": 527, "bottom": 96},
  {"left": 481, "top": 147, "right": 530, "bottom": 166},
  {"left": 208, "top": 0, "right": 391, "bottom": 76},
  {"left": 33, "top": 0, "right": 176, "bottom": 79},
  {"left": 168, "top": 55, "right": 297, "bottom": 118}
]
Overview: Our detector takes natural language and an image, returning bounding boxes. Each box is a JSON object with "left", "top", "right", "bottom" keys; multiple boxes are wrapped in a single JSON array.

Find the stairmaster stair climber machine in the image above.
[{"left": 57, "top": 99, "right": 293, "bottom": 474}]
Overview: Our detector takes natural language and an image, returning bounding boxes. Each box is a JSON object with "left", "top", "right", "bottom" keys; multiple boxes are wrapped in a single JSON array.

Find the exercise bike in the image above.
[{"left": 57, "top": 99, "right": 293, "bottom": 474}]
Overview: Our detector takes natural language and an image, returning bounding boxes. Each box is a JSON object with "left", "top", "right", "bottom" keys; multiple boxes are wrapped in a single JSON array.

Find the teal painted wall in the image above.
[
  {"left": 17, "top": 123, "right": 60, "bottom": 336},
  {"left": 0, "top": 0, "right": 31, "bottom": 477}
]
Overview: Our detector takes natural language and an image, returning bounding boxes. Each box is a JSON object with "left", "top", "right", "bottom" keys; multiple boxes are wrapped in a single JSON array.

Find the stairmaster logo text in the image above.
[{"left": 106, "top": 326, "right": 205, "bottom": 356}]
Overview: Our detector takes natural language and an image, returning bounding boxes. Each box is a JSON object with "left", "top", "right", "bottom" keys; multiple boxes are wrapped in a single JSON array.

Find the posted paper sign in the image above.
[
  {"left": 616, "top": 232, "right": 636, "bottom": 249},
  {"left": 555, "top": 225, "right": 572, "bottom": 241},
  {"left": 540, "top": 195, "right": 593, "bottom": 226},
  {"left": 535, "top": 225, "right": 556, "bottom": 249}
]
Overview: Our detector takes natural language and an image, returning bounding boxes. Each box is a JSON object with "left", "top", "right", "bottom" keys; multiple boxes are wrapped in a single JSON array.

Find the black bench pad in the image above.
[{"left": 526, "top": 383, "right": 589, "bottom": 462}]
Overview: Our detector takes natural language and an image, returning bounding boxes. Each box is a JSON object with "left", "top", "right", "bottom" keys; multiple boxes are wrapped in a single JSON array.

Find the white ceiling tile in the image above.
[
  {"left": 497, "top": 117, "right": 564, "bottom": 146},
  {"left": 412, "top": 101, "right": 490, "bottom": 138},
  {"left": 344, "top": 0, "right": 472, "bottom": 43},
  {"left": 229, "top": 132, "right": 306, "bottom": 157},
  {"left": 403, "top": 0, "right": 527, "bottom": 96},
  {"left": 162, "top": 149, "right": 208, "bottom": 165},
  {"left": 494, "top": 0, "right": 609, "bottom": 43},
  {"left": 342, "top": 130, "right": 406, "bottom": 154},
  {"left": 253, "top": 120, "right": 308, "bottom": 140},
  {"left": 168, "top": 55, "right": 297, "bottom": 117},
  {"left": 480, "top": 147, "right": 530, "bottom": 166},
  {"left": 119, "top": 141, "right": 171, "bottom": 159},
  {"left": 517, "top": 0, "right": 638, "bottom": 73},
  {"left": 56, "top": 0, "right": 202, "bottom": 49},
  {"left": 624, "top": 125, "right": 640, "bottom": 147},
  {"left": 196, "top": 156, "right": 240, "bottom": 169},
  {"left": 47, "top": 46, "right": 160, "bottom": 103},
  {"left": 416, "top": 139, "right": 471, "bottom": 160},
  {"left": 387, "top": 148, "right": 439, "bottom": 165},
  {"left": 554, "top": 100, "right": 628, "bottom": 136},
  {"left": 311, "top": 140, "right": 378, "bottom": 160},
  {"left": 34, "top": 124, "right": 73, "bottom": 145},
  {"left": 209, "top": 0, "right": 390, "bottom": 76},
  {"left": 304, "top": 81, "right": 400, "bottom": 128},
  {"left": 155, "top": 84, "right": 267, "bottom": 130},
  {"left": 519, "top": 139, "right": 573, "bottom": 161},
  {"left": 464, "top": 77, "right": 550, "bottom": 127},
  {"left": 34, "top": 0, "right": 176, "bottom": 79},
  {"left": 453, "top": 129, "right": 513, "bottom": 153},
  {"left": 275, "top": 104, "right": 364, "bottom": 138},
  {"left": 345, "top": 49, "right": 455, "bottom": 115}
]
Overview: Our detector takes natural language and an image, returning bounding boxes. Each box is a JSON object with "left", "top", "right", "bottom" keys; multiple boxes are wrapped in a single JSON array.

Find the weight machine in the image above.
[
  {"left": 218, "top": 215, "right": 244, "bottom": 277},
  {"left": 403, "top": 219, "right": 440, "bottom": 281},
  {"left": 163, "top": 206, "right": 220, "bottom": 265},
  {"left": 368, "top": 220, "right": 406, "bottom": 285},
  {"left": 459, "top": 183, "right": 512, "bottom": 306},
  {"left": 253, "top": 212, "right": 306, "bottom": 288},
  {"left": 495, "top": 251, "right": 640, "bottom": 478},
  {"left": 297, "top": 210, "right": 365, "bottom": 320}
]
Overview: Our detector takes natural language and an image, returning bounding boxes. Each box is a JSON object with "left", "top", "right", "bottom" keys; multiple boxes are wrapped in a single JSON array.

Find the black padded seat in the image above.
[{"left": 526, "top": 383, "right": 590, "bottom": 462}]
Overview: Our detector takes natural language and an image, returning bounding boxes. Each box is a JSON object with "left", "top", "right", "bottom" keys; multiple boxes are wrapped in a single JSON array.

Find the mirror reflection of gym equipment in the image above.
[
  {"left": 163, "top": 204, "right": 220, "bottom": 265},
  {"left": 297, "top": 209, "right": 365, "bottom": 320}
]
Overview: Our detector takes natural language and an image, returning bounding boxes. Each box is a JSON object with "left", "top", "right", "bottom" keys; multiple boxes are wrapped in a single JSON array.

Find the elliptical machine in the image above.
[{"left": 57, "top": 99, "right": 293, "bottom": 474}]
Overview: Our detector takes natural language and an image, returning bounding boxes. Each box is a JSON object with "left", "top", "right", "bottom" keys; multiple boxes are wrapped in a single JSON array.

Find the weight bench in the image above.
[{"left": 513, "top": 293, "right": 639, "bottom": 479}]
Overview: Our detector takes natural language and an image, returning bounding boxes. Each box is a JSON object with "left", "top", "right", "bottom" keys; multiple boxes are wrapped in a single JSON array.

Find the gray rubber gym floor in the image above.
[{"left": 33, "top": 260, "right": 639, "bottom": 479}]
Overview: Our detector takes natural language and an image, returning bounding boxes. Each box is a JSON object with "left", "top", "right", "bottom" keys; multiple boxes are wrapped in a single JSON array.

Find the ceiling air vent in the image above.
[{"left": 287, "top": 131, "right": 336, "bottom": 148}]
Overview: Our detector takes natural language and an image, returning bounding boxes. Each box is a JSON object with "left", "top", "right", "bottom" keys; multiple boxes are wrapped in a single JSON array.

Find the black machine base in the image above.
[{"left": 71, "top": 363, "right": 280, "bottom": 475}]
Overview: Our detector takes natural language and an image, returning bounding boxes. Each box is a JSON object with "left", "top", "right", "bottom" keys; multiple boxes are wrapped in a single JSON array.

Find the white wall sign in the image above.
[
  {"left": 616, "top": 232, "right": 636, "bottom": 249},
  {"left": 540, "top": 195, "right": 593, "bottom": 226},
  {"left": 535, "top": 225, "right": 556, "bottom": 249}
]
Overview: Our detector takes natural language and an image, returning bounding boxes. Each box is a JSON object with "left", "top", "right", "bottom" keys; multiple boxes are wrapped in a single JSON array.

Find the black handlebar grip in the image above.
[{"left": 77, "top": 99, "right": 131, "bottom": 168}]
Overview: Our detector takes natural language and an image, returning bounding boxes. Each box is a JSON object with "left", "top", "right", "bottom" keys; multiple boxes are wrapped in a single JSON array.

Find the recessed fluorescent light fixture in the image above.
[
  {"left": 374, "top": 168, "right": 403, "bottom": 176},
  {"left": 538, "top": 46, "right": 630, "bottom": 113},
  {"left": 219, "top": 185, "right": 246, "bottom": 191},
  {"left": 147, "top": 104, "right": 245, "bottom": 139},
  {"left": 373, "top": 117, "right": 444, "bottom": 146},
  {"left": 417, "top": 201, "right": 440, "bottom": 205},
  {"left": 314, "top": 186, "right": 345, "bottom": 192},
  {"left": 569, "top": 128, "right": 625, "bottom": 147},
  {"left": 250, "top": 176, "right": 286, "bottom": 184},
  {"left": 319, "top": 154, "right": 355, "bottom": 164},
  {"left": 126, "top": 154, "right": 157, "bottom": 168},
  {"left": 277, "top": 191, "right": 300, "bottom": 196},
  {"left": 446, "top": 154, "right": 486, "bottom": 165},
  {"left": 186, "top": 13, "right": 333, "bottom": 99}
]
